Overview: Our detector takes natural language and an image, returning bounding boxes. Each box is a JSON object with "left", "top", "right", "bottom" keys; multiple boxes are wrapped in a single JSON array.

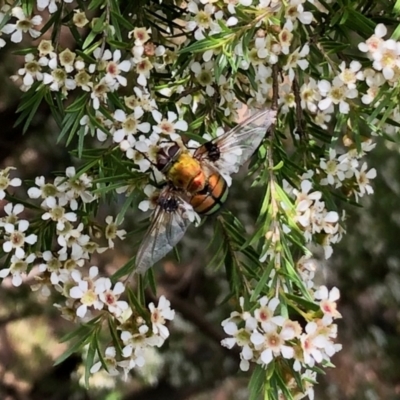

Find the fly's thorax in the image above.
[
  {"left": 190, "top": 172, "right": 229, "bottom": 215},
  {"left": 167, "top": 152, "right": 206, "bottom": 192}
]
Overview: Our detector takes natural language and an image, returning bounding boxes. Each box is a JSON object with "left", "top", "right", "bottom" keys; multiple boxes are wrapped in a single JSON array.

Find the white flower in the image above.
[
  {"left": 104, "top": 216, "right": 126, "bottom": 248},
  {"left": 148, "top": 295, "right": 175, "bottom": 340},
  {"left": 104, "top": 49, "right": 132, "bottom": 89},
  {"left": 300, "top": 78, "right": 320, "bottom": 113},
  {"left": 138, "top": 185, "right": 159, "bottom": 212},
  {"left": 121, "top": 324, "right": 163, "bottom": 356},
  {"left": 338, "top": 61, "right": 364, "bottom": 89},
  {"left": 371, "top": 39, "right": 400, "bottom": 80},
  {"left": 69, "top": 267, "right": 104, "bottom": 318},
  {"left": 285, "top": 0, "right": 313, "bottom": 25},
  {"left": 42, "top": 56, "right": 77, "bottom": 93},
  {"left": 0, "top": 253, "right": 36, "bottom": 287},
  {"left": 355, "top": 162, "right": 376, "bottom": 197},
  {"left": 319, "top": 148, "right": 349, "bottom": 187},
  {"left": 125, "top": 132, "right": 160, "bottom": 172},
  {"left": 28, "top": 175, "right": 61, "bottom": 207},
  {"left": 314, "top": 286, "right": 342, "bottom": 322},
  {"left": 96, "top": 278, "right": 129, "bottom": 317},
  {"left": 186, "top": 2, "right": 221, "bottom": 41},
  {"left": 190, "top": 61, "right": 216, "bottom": 97},
  {"left": 283, "top": 44, "right": 310, "bottom": 81},
  {"left": 90, "top": 346, "right": 120, "bottom": 376},
  {"left": 254, "top": 296, "right": 285, "bottom": 332},
  {"left": 61, "top": 166, "right": 96, "bottom": 208},
  {"left": 293, "top": 180, "right": 321, "bottom": 213},
  {"left": 17, "top": 53, "right": 45, "bottom": 87},
  {"left": 300, "top": 322, "right": 325, "bottom": 367},
  {"left": 37, "top": 0, "right": 73, "bottom": 13},
  {"left": 318, "top": 78, "right": 358, "bottom": 114},
  {"left": 0, "top": 167, "right": 21, "bottom": 200},
  {"left": 80, "top": 113, "right": 110, "bottom": 142},
  {"left": 39, "top": 250, "right": 66, "bottom": 284},
  {"left": 2, "top": 7, "right": 42, "bottom": 43},
  {"left": 0, "top": 203, "right": 24, "bottom": 227},
  {"left": 130, "top": 27, "right": 151, "bottom": 46},
  {"left": 90, "top": 77, "right": 110, "bottom": 110},
  {"left": 314, "top": 110, "right": 331, "bottom": 129},
  {"left": 113, "top": 107, "right": 150, "bottom": 143},
  {"left": 278, "top": 19, "right": 294, "bottom": 55},
  {"left": 41, "top": 197, "right": 77, "bottom": 231},
  {"left": 152, "top": 110, "right": 188, "bottom": 140},
  {"left": 3, "top": 220, "right": 37, "bottom": 258},
  {"left": 358, "top": 23, "right": 387, "bottom": 54},
  {"left": 251, "top": 326, "right": 295, "bottom": 366}
]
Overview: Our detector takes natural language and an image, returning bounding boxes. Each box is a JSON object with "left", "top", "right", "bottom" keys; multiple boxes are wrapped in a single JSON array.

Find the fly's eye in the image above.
[
  {"left": 156, "top": 150, "right": 169, "bottom": 171},
  {"left": 167, "top": 144, "right": 180, "bottom": 159}
]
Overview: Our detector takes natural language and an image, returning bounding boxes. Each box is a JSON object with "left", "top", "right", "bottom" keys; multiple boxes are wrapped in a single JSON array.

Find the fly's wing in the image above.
[
  {"left": 195, "top": 109, "right": 277, "bottom": 176},
  {"left": 135, "top": 188, "right": 193, "bottom": 274}
]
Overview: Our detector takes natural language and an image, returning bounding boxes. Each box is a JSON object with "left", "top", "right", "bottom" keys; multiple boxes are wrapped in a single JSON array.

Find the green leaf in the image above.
[
  {"left": 126, "top": 287, "right": 149, "bottom": 320},
  {"left": 395, "top": 0, "right": 400, "bottom": 15},
  {"left": 78, "top": 125, "right": 86, "bottom": 158},
  {"left": 285, "top": 292, "right": 319, "bottom": 311},
  {"left": 272, "top": 160, "right": 284, "bottom": 171},
  {"left": 110, "top": 10, "right": 135, "bottom": 31},
  {"left": 54, "top": 336, "right": 90, "bottom": 366},
  {"left": 111, "top": 256, "right": 137, "bottom": 282},
  {"left": 273, "top": 371, "right": 294, "bottom": 400},
  {"left": 58, "top": 94, "right": 89, "bottom": 144},
  {"left": 21, "top": 0, "right": 34, "bottom": 16},
  {"left": 249, "top": 365, "right": 266, "bottom": 400},
  {"left": 214, "top": 52, "right": 228, "bottom": 83},
  {"left": 83, "top": 29, "right": 99, "bottom": 50},
  {"left": 15, "top": 85, "right": 47, "bottom": 133},
  {"left": 250, "top": 258, "right": 274, "bottom": 301},
  {"left": 59, "top": 318, "right": 100, "bottom": 343},
  {"left": 391, "top": 23, "right": 400, "bottom": 40},
  {"left": 147, "top": 268, "right": 157, "bottom": 296},
  {"left": 116, "top": 189, "right": 138, "bottom": 225},
  {"left": 85, "top": 331, "right": 98, "bottom": 387},
  {"left": 88, "top": 0, "right": 105, "bottom": 11},
  {"left": 108, "top": 316, "right": 123, "bottom": 355},
  {"left": 179, "top": 34, "right": 232, "bottom": 55},
  {"left": 343, "top": 8, "right": 375, "bottom": 38}
]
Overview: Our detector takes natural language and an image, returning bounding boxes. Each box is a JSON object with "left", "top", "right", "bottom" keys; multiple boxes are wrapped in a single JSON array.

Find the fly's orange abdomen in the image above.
[
  {"left": 190, "top": 173, "right": 229, "bottom": 215},
  {"left": 187, "top": 170, "right": 206, "bottom": 193}
]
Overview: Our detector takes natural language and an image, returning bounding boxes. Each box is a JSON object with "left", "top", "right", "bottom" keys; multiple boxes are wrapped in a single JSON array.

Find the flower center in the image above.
[
  {"left": 0, "top": 176, "right": 10, "bottom": 190},
  {"left": 43, "top": 183, "right": 58, "bottom": 197},
  {"left": 81, "top": 289, "right": 97, "bottom": 305},
  {"left": 195, "top": 11, "right": 211, "bottom": 28},
  {"left": 10, "top": 231, "right": 25, "bottom": 247},
  {"left": 17, "top": 20, "right": 33, "bottom": 31}
]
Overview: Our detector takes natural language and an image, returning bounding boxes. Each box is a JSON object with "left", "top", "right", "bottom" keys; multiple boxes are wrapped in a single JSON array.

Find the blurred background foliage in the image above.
[{"left": 1, "top": 12, "right": 400, "bottom": 400}]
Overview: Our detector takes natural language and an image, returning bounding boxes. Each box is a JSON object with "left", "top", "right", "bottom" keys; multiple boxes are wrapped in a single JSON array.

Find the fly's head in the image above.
[{"left": 156, "top": 143, "right": 182, "bottom": 174}]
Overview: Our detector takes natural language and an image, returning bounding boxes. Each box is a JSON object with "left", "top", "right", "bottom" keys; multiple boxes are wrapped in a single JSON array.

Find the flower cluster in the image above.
[
  {"left": 90, "top": 296, "right": 175, "bottom": 379},
  {"left": 221, "top": 288, "right": 342, "bottom": 398},
  {"left": 293, "top": 179, "right": 341, "bottom": 259}
]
